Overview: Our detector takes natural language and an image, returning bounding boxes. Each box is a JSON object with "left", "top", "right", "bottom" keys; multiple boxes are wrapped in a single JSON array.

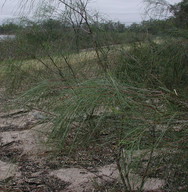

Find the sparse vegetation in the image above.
[{"left": 0, "top": 0, "right": 187, "bottom": 191}]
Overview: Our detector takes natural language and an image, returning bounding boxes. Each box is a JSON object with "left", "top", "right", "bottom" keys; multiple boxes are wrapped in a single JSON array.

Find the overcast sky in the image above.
[{"left": 0, "top": 0, "right": 182, "bottom": 24}]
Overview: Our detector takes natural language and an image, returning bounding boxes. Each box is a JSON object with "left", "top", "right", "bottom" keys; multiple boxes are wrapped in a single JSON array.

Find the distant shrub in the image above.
[{"left": 115, "top": 39, "right": 188, "bottom": 90}]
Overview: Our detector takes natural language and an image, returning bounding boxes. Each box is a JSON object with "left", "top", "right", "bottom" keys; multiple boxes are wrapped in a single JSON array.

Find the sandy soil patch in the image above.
[
  {"left": 0, "top": 160, "right": 18, "bottom": 181},
  {"left": 50, "top": 164, "right": 165, "bottom": 192}
]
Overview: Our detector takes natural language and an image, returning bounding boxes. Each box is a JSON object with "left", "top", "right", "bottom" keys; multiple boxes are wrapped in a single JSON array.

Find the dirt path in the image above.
[
  {"left": 0, "top": 105, "right": 69, "bottom": 191},
  {"left": 0, "top": 93, "right": 165, "bottom": 192},
  {"left": 0, "top": 107, "right": 120, "bottom": 192}
]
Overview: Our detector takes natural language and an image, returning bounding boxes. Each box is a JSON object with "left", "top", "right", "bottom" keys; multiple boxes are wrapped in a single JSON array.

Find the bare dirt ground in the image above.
[{"left": 0, "top": 92, "right": 165, "bottom": 192}]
